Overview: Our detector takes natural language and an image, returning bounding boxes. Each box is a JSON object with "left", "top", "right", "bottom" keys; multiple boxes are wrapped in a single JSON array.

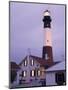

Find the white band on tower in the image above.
[{"left": 43, "top": 28, "right": 52, "bottom": 46}]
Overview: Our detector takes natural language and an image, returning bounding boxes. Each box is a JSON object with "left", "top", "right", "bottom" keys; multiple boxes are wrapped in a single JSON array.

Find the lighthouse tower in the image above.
[{"left": 42, "top": 10, "right": 53, "bottom": 63}]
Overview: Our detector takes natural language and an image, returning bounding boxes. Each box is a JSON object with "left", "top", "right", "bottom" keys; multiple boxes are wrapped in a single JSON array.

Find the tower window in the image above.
[
  {"left": 45, "top": 53, "right": 49, "bottom": 60},
  {"left": 47, "top": 40, "right": 49, "bottom": 42}
]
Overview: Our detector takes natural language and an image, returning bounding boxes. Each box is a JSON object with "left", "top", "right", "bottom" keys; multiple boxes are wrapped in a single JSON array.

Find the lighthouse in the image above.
[{"left": 42, "top": 10, "right": 53, "bottom": 63}]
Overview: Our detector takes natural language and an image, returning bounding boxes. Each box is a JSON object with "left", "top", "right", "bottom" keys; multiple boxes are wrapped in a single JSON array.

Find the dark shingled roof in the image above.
[
  {"left": 19, "top": 55, "right": 60, "bottom": 69},
  {"left": 30, "top": 55, "right": 59, "bottom": 69}
]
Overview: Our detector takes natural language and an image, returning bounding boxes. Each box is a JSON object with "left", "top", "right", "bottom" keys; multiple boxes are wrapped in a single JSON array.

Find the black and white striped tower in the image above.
[{"left": 42, "top": 10, "right": 53, "bottom": 63}]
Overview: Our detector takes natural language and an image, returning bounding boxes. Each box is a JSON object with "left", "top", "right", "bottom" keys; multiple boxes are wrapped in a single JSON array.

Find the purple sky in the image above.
[{"left": 10, "top": 2, "right": 65, "bottom": 64}]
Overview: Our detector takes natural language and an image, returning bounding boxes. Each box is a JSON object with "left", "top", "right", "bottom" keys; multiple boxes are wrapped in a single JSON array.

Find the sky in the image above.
[{"left": 9, "top": 2, "right": 65, "bottom": 64}]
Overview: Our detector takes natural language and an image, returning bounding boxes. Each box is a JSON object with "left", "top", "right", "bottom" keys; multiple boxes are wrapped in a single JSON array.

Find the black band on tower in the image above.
[{"left": 43, "top": 16, "right": 51, "bottom": 28}]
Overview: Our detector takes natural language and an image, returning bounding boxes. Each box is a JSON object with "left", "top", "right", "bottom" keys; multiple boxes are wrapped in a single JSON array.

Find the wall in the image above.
[
  {"left": 46, "top": 72, "right": 57, "bottom": 86},
  {"left": 15, "top": 56, "right": 42, "bottom": 85},
  {"left": 46, "top": 71, "right": 66, "bottom": 86}
]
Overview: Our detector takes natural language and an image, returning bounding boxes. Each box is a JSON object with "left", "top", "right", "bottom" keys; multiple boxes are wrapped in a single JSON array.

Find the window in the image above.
[
  {"left": 24, "top": 60, "right": 27, "bottom": 66},
  {"left": 45, "top": 53, "right": 49, "bottom": 60},
  {"left": 55, "top": 72, "right": 65, "bottom": 85},
  {"left": 47, "top": 40, "right": 49, "bottom": 42},
  {"left": 23, "top": 71, "right": 26, "bottom": 77},
  {"left": 37, "top": 70, "right": 41, "bottom": 76},
  {"left": 30, "top": 59, "right": 34, "bottom": 66},
  {"left": 30, "top": 70, "right": 35, "bottom": 77},
  {"left": 32, "top": 70, "right": 34, "bottom": 76},
  {"left": 31, "top": 59, "right": 34, "bottom": 66},
  {"left": 22, "top": 71, "right": 27, "bottom": 77}
]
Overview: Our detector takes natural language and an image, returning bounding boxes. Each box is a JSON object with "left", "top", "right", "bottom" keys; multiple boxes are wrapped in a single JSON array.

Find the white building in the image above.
[
  {"left": 46, "top": 61, "right": 66, "bottom": 86},
  {"left": 12, "top": 54, "right": 57, "bottom": 88}
]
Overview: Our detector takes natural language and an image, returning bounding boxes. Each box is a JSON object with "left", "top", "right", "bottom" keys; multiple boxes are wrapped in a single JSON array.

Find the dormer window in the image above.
[
  {"left": 31, "top": 59, "right": 34, "bottom": 66},
  {"left": 30, "top": 59, "right": 34, "bottom": 66},
  {"left": 24, "top": 60, "right": 27, "bottom": 66}
]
